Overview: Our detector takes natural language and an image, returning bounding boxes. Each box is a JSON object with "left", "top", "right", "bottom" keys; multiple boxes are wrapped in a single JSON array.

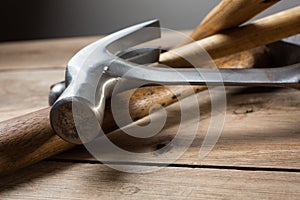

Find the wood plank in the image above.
[
  {"left": 0, "top": 69, "right": 64, "bottom": 121},
  {"left": 0, "top": 30, "right": 190, "bottom": 120},
  {"left": 1, "top": 31, "right": 299, "bottom": 199},
  {"left": 0, "top": 37, "right": 100, "bottom": 70},
  {"left": 0, "top": 161, "right": 299, "bottom": 199},
  {"left": 53, "top": 88, "right": 300, "bottom": 169},
  {"left": 1, "top": 34, "right": 299, "bottom": 171},
  {"left": 0, "top": 69, "right": 299, "bottom": 169},
  {"left": 0, "top": 30, "right": 192, "bottom": 71}
]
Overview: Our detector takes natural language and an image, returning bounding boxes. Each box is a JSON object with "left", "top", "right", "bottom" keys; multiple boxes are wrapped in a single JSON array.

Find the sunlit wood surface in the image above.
[{"left": 0, "top": 33, "right": 299, "bottom": 199}]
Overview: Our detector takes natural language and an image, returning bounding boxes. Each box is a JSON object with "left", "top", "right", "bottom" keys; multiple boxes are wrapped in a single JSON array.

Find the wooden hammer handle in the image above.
[
  {"left": 0, "top": 108, "right": 75, "bottom": 176},
  {"left": 160, "top": 6, "right": 300, "bottom": 67},
  {"left": 188, "top": 0, "right": 281, "bottom": 42}
]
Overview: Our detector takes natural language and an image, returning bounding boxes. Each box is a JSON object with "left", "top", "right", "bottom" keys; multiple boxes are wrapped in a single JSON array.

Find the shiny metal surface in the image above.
[
  {"left": 50, "top": 20, "right": 161, "bottom": 144},
  {"left": 48, "top": 47, "right": 160, "bottom": 106},
  {"left": 107, "top": 61, "right": 300, "bottom": 89}
]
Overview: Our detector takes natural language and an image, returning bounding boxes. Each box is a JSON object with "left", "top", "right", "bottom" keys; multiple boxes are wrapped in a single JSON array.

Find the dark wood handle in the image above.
[{"left": 0, "top": 108, "right": 75, "bottom": 176}]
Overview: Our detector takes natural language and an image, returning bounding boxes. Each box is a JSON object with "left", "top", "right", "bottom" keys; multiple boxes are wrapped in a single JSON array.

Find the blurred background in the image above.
[{"left": 1, "top": 0, "right": 299, "bottom": 42}]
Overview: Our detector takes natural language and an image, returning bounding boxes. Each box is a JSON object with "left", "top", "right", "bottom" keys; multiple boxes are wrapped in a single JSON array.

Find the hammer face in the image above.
[{"left": 50, "top": 20, "right": 161, "bottom": 144}]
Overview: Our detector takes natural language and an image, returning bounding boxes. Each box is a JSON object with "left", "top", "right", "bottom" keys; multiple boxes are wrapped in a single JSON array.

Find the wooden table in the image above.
[{"left": 0, "top": 35, "right": 299, "bottom": 199}]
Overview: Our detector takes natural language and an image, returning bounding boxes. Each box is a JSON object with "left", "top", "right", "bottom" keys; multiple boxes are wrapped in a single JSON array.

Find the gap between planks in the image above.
[
  {"left": 51, "top": 88, "right": 300, "bottom": 170},
  {"left": 0, "top": 161, "right": 299, "bottom": 200},
  {"left": 45, "top": 159, "right": 300, "bottom": 173}
]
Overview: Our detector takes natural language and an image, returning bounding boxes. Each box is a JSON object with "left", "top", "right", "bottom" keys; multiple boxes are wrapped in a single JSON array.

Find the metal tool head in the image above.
[
  {"left": 50, "top": 19, "right": 300, "bottom": 145},
  {"left": 50, "top": 20, "right": 161, "bottom": 144}
]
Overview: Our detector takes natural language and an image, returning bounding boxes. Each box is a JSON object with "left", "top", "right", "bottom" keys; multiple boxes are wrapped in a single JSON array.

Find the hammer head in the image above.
[{"left": 50, "top": 20, "right": 161, "bottom": 144}]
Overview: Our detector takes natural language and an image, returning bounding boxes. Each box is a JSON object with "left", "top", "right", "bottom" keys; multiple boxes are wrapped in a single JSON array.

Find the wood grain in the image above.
[
  {"left": 0, "top": 37, "right": 99, "bottom": 71},
  {"left": 1, "top": 33, "right": 299, "bottom": 198},
  {"left": 2, "top": 68, "right": 299, "bottom": 170},
  {"left": 0, "top": 108, "right": 75, "bottom": 176},
  {"left": 0, "top": 69, "right": 64, "bottom": 121},
  {"left": 187, "top": 0, "right": 281, "bottom": 42},
  {"left": 160, "top": 6, "right": 300, "bottom": 67},
  {"left": 0, "top": 161, "right": 299, "bottom": 199},
  {"left": 0, "top": 38, "right": 272, "bottom": 175},
  {"left": 54, "top": 88, "right": 300, "bottom": 169},
  {"left": 0, "top": 31, "right": 193, "bottom": 71}
]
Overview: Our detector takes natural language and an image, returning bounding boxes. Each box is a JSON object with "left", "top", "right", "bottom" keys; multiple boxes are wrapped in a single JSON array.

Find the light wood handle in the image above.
[
  {"left": 104, "top": 46, "right": 270, "bottom": 132},
  {"left": 188, "top": 0, "right": 281, "bottom": 42},
  {"left": 160, "top": 6, "right": 300, "bottom": 67}
]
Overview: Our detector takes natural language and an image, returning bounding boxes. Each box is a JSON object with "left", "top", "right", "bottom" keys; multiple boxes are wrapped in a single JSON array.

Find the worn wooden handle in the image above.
[
  {"left": 160, "top": 6, "right": 300, "bottom": 67},
  {"left": 0, "top": 108, "right": 75, "bottom": 176},
  {"left": 187, "top": 0, "right": 280, "bottom": 42}
]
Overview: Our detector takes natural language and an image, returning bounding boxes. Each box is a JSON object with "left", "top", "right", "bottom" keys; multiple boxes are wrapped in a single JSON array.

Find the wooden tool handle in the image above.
[
  {"left": 0, "top": 108, "right": 75, "bottom": 176},
  {"left": 160, "top": 6, "right": 300, "bottom": 67},
  {"left": 103, "top": 46, "right": 271, "bottom": 132},
  {"left": 187, "top": 0, "right": 281, "bottom": 42}
]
